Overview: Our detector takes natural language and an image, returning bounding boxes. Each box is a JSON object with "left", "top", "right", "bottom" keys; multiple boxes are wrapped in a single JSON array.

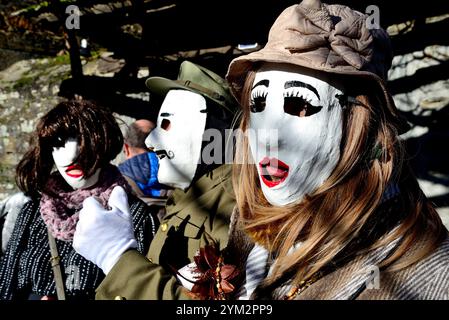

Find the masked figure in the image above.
[
  {"left": 0, "top": 100, "right": 158, "bottom": 300},
  {"left": 73, "top": 61, "right": 238, "bottom": 300},
  {"left": 203, "top": 0, "right": 448, "bottom": 300}
]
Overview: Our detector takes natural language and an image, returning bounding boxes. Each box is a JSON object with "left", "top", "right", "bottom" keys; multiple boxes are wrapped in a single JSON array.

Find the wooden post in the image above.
[
  {"left": 66, "top": 29, "right": 83, "bottom": 80},
  {"left": 50, "top": 0, "right": 83, "bottom": 80}
]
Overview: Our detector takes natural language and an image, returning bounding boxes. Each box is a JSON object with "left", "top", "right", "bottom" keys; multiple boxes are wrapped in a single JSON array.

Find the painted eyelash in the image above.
[
  {"left": 250, "top": 90, "right": 267, "bottom": 101},
  {"left": 283, "top": 91, "right": 312, "bottom": 104},
  {"left": 250, "top": 90, "right": 268, "bottom": 113},
  {"left": 283, "top": 91, "right": 323, "bottom": 117}
]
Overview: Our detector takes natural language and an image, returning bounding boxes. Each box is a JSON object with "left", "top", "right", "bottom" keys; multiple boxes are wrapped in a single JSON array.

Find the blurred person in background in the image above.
[{"left": 119, "top": 119, "right": 171, "bottom": 220}]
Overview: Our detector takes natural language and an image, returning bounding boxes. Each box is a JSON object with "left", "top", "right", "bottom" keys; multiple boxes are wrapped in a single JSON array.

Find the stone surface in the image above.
[{"left": 390, "top": 44, "right": 449, "bottom": 228}]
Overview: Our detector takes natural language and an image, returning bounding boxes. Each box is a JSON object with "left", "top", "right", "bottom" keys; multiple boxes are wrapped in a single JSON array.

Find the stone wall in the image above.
[
  {"left": 389, "top": 44, "right": 449, "bottom": 227},
  {"left": 0, "top": 51, "right": 69, "bottom": 199}
]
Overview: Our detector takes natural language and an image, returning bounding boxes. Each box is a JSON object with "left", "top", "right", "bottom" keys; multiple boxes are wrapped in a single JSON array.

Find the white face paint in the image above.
[
  {"left": 145, "top": 90, "right": 207, "bottom": 190},
  {"left": 248, "top": 63, "right": 344, "bottom": 206},
  {"left": 52, "top": 137, "right": 100, "bottom": 190}
]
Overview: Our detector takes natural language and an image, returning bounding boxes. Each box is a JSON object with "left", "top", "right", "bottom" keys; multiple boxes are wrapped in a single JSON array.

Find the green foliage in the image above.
[
  {"left": 11, "top": 0, "right": 77, "bottom": 17},
  {"left": 11, "top": 2, "right": 50, "bottom": 16},
  {"left": 12, "top": 76, "right": 34, "bottom": 90},
  {"left": 53, "top": 54, "right": 70, "bottom": 65}
]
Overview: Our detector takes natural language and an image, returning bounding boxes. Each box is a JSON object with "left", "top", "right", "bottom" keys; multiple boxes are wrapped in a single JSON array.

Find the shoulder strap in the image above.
[
  {"left": 123, "top": 175, "right": 145, "bottom": 198},
  {"left": 47, "top": 229, "right": 66, "bottom": 300}
]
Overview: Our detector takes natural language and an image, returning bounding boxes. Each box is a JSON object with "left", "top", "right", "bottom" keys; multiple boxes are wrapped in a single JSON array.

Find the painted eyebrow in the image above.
[
  {"left": 160, "top": 112, "right": 173, "bottom": 117},
  {"left": 252, "top": 79, "right": 270, "bottom": 90},
  {"left": 284, "top": 81, "right": 320, "bottom": 100}
]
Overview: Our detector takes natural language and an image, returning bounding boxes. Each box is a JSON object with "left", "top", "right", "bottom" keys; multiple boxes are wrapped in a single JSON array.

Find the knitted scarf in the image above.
[{"left": 40, "top": 164, "right": 131, "bottom": 241}]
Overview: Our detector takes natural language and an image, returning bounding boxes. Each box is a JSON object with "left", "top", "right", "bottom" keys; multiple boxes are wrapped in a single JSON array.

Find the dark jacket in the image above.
[
  {"left": 0, "top": 194, "right": 158, "bottom": 300},
  {"left": 95, "top": 164, "right": 235, "bottom": 300}
]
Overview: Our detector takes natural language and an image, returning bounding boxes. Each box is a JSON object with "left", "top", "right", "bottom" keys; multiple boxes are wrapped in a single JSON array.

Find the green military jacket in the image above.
[{"left": 95, "top": 164, "right": 235, "bottom": 299}]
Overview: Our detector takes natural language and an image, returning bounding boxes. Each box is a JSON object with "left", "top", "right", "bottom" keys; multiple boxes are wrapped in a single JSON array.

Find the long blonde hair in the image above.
[{"left": 233, "top": 69, "right": 446, "bottom": 295}]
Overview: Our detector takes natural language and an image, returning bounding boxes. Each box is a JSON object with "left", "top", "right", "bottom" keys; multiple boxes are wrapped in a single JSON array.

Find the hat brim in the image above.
[{"left": 145, "top": 77, "right": 189, "bottom": 98}]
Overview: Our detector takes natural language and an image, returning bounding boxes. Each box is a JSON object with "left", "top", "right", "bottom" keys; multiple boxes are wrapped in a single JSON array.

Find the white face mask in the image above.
[
  {"left": 52, "top": 137, "right": 100, "bottom": 190},
  {"left": 145, "top": 90, "right": 207, "bottom": 190},
  {"left": 248, "top": 63, "right": 344, "bottom": 206}
]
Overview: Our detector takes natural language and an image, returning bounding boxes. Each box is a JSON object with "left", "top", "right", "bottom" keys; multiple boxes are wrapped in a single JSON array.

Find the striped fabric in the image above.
[
  {"left": 237, "top": 244, "right": 269, "bottom": 300},
  {"left": 357, "top": 236, "right": 449, "bottom": 300},
  {"left": 285, "top": 235, "right": 449, "bottom": 300},
  {"left": 332, "top": 236, "right": 402, "bottom": 300}
]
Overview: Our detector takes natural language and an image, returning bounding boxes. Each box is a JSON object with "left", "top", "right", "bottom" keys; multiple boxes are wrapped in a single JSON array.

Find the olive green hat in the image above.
[{"left": 145, "top": 61, "right": 237, "bottom": 114}]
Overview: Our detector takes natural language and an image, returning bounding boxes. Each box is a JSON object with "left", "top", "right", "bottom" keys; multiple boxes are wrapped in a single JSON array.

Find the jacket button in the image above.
[
  {"left": 161, "top": 223, "right": 168, "bottom": 232},
  {"left": 114, "top": 295, "right": 126, "bottom": 300}
]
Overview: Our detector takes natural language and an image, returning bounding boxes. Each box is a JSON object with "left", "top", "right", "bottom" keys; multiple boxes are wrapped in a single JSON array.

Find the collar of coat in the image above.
[{"left": 164, "top": 164, "right": 234, "bottom": 228}]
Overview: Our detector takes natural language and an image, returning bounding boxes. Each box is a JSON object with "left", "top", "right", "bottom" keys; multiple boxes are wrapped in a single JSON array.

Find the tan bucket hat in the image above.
[{"left": 226, "top": 0, "right": 409, "bottom": 133}]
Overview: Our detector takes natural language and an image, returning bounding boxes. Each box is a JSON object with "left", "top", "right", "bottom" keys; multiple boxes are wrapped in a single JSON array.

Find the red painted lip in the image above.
[
  {"left": 259, "top": 157, "right": 289, "bottom": 188},
  {"left": 65, "top": 164, "right": 84, "bottom": 178}
]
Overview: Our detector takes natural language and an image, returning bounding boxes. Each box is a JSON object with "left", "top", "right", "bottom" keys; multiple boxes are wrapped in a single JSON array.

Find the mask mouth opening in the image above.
[{"left": 259, "top": 157, "right": 289, "bottom": 187}]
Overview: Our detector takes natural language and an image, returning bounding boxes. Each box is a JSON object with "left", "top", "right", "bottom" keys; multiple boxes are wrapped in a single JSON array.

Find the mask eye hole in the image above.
[
  {"left": 284, "top": 96, "right": 322, "bottom": 117},
  {"left": 250, "top": 97, "right": 266, "bottom": 113},
  {"left": 250, "top": 91, "right": 267, "bottom": 113},
  {"left": 161, "top": 119, "right": 171, "bottom": 131},
  {"left": 52, "top": 135, "right": 70, "bottom": 149}
]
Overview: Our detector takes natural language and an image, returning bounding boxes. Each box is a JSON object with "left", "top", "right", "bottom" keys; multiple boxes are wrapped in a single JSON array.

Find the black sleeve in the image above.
[
  {"left": 129, "top": 196, "right": 160, "bottom": 256},
  {"left": 0, "top": 201, "right": 36, "bottom": 300}
]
